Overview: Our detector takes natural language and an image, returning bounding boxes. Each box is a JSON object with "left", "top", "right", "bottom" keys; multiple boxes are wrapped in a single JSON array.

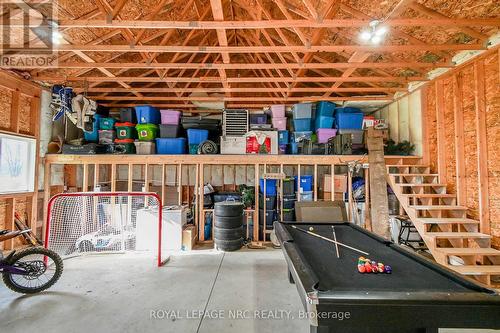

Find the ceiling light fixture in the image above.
[
  {"left": 359, "top": 20, "right": 389, "bottom": 45},
  {"left": 52, "top": 31, "right": 63, "bottom": 44}
]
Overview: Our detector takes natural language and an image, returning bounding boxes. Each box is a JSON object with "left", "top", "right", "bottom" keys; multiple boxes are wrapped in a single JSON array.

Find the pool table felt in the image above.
[{"left": 283, "top": 223, "right": 473, "bottom": 293}]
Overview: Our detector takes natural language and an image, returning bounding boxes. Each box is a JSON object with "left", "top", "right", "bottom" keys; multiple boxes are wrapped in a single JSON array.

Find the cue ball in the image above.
[{"left": 308, "top": 227, "right": 314, "bottom": 231}]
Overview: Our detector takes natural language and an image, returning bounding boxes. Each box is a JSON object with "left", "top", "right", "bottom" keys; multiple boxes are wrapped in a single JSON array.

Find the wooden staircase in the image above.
[{"left": 386, "top": 162, "right": 500, "bottom": 287}]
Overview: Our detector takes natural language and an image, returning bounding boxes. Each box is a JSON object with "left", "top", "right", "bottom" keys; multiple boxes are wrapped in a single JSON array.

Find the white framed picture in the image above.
[{"left": 0, "top": 133, "right": 36, "bottom": 194}]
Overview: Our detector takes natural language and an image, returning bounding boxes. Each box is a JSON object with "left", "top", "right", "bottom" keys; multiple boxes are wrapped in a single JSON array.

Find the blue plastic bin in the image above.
[
  {"left": 259, "top": 179, "right": 277, "bottom": 196},
  {"left": 293, "top": 118, "right": 312, "bottom": 131},
  {"left": 315, "top": 116, "right": 334, "bottom": 130},
  {"left": 316, "top": 101, "right": 335, "bottom": 117},
  {"left": 291, "top": 131, "right": 313, "bottom": 143},
  {"left": 336, "top": 112, "right": 364, "bottom": 130},
  {"left": 278, "top": 130, "right": 289, "bottom": 145},
  {"left": 156, "top": 138, "right": 187, "bottom": 154},
  {"left": 334, "top": 107, "right": 362, "bottom": 116},
  {"left": 84, "top": 114, "right": 101, "bottom": 142},
  {"left": 187, "top": 129, "right": 209, "bottom": 145},
  {"left": 294, "top": 175, "right": 313, "bottom": 192},
  {"left": 292, "top": 103, "right": 313, "bottom": 119},
  {"left": 299, "top": 191, "right": 313, "bottom": 201},
  {"left": 135, "top": 105, "right": 160, "bottom": 124}
]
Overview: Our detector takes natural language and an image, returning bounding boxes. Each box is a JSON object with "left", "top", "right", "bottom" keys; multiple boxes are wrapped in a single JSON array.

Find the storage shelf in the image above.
[{"left": 45, "top": 154, "right": 420, "bottom": 165}]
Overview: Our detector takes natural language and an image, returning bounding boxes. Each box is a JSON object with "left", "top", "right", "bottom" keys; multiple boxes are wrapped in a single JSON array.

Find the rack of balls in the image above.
[{"left": 357, "top": 257, "right": 392, "bottom": 274}]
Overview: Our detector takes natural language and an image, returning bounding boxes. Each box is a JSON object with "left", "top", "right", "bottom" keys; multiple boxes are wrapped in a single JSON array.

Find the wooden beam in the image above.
[
  {"left": 452, "top": 74, "right": 466, "bottom": 206},
  {"left": 80, "top": 87, "right": 406, "bottom": 93},
  {"left": 22, "top": 61, "right": 451, "bottom": 70},
  {"left": 5, "top": 44, "right": 485, "bottom": 54},
  {"left": 434, "top": 80, "right": 447, "bottom": 184},
  {"left": 474, "top": 60, "right": 490, "bottom": 234},
  {"left": 300, "top": 0, "right": 319, "bottom": 20},
  {"left": 420, "top": 85, "right": 430, "bottom": 166},
  {"left": 93, "top": 95, "right": 393, "bottom": 101},
  {"left": 39, "top": 75, "right": 426, "bottom": 83},
  {"left": 210, "top": 0, "right": 230, "bottom": 64},
  {"left": 12, "top": 18, "right": 499, "bottom": 29},
  {"left": 111, "top": 0, "right": 129, "bottom": 19}
]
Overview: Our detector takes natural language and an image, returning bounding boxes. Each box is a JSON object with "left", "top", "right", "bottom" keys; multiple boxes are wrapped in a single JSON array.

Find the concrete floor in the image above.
[{"left": 0, "top": 249, "right": 498, "bottom": 333}]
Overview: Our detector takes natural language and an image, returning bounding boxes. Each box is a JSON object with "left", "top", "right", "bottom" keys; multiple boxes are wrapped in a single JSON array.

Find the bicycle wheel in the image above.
[{"left": 2, "top": 247, "right": 63, "bottom": 294}]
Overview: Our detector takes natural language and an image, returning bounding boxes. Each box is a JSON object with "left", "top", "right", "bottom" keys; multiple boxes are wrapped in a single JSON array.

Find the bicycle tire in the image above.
[{"left": 2, "top": 247, "right": 64, "bottom": 294}]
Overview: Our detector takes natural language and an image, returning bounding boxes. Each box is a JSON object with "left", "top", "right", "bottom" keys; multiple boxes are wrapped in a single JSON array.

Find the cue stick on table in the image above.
[
  {"left": 332, "top": 226, "right": 340, "bottom": 258},
  {"left": 291, "top": 225, "right": 369, "bottom": 256}
]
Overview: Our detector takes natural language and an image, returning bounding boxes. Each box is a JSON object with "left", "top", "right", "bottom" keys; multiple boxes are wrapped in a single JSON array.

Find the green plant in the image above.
[
  {"left": 238, "top": 185, "right": 255, "bottom": 208},
  {"left": 384, "top": 139, "right": 415, "bottom": 156}
]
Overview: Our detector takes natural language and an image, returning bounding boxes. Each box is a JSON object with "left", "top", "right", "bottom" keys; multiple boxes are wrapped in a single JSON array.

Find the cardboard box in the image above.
[
  {"left": 220, "top": 136, "right": 246, "bottom": 154},
  {"left": 321, "top": 174, "right": 348, "bottom": 193},
  {"left": 182, "top": 225, "right": 197, "bottom": 251},
  {"left": 295, "top": 201, "right": 347, "bottom": 223},
  {"left": 319, "top": 190, "right": 345, "bottom": 201}
]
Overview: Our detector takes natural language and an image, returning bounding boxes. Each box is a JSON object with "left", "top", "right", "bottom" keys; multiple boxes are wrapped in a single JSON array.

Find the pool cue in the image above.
[
  {"left": 291, "top": 225, "right": 369, "bottom": 256},
  {"left": 332, "top": 226, "right": 340, "bottom": 258}
]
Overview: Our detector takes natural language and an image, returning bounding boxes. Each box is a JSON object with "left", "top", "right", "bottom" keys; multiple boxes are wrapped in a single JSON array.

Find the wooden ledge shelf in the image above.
[{"left": 44, "top": 154, "right": 420, "bottom": 165}]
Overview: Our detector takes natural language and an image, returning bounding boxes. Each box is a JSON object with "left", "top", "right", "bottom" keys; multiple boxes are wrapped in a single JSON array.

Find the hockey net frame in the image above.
[{"left": 45, "top": 192, "right": 167, "bottom": 267}]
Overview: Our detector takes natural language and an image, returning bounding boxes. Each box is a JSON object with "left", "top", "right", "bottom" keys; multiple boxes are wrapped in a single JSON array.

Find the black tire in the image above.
[
  {"left": 214, "top": 238, "right": 243, "bottom": 252},
  {"left": 214, "top": 202, "right": 244, "bottom": 217},
  {"left": 288, "top": 271, "right": 295, "bottom": 284},
  {"left": 2, "top": 247, "right": 63, "bottom": 294},
  {"left": 78, "top": 240, "right": 95, "bottom": 252},
  {"left": 214, "top": 215, "right": 243, "bottom": 229},
  {"left": 214, "top": 226, "right": 243, "bottom": 240}
]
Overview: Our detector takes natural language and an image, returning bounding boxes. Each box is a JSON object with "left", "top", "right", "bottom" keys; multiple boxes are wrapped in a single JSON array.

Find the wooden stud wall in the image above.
[
  {"left": 423, "top": 47, "right": 500, "bottom": 248},
  {"left": 0, "top": 70, "right": 42, "bottom": 250},
  {"left": 43, "top": 154, "right": 420, "bottom": 244}
]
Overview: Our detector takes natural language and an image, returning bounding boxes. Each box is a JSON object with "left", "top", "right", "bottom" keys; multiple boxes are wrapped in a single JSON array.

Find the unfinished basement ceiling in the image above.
[{"left": 11, "top": 0, "right": 500, "bottom": 110}]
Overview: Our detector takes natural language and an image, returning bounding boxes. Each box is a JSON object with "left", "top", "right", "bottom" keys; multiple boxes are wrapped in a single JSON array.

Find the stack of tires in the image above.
[{"left": 214, "top": 200, "right": 244, "bottom": 251}]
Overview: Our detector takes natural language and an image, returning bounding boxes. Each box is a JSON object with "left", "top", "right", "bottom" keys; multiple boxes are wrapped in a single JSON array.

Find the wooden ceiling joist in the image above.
[
  {"left": 25, "top": 62, "right": 451, "bottom": 70},
  {"left": 36, "top": 75, "right": 426, "bottom": 83},
  {"left": 5, "top": 0, "right": 498, "bottom": 107},
  {"left": 21, "top": 44, "right": 484, "bottom": 54},
  {"left": 11, "top": 18, "right": 499, "bottom": 29},
  {"left": 93, "top": 95, "right": 393, "bottom": 101},
  {"left": 77, "top": 87, "right": 406, "bottom": 93}
]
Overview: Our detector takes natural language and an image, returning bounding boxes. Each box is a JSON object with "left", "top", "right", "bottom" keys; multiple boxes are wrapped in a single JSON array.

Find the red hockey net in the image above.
[{"left": 45, "top": 192, "right": 167, "bottom": 267}]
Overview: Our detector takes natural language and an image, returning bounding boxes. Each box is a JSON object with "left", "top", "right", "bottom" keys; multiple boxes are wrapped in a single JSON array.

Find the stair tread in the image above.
[
  {"left": 416, "top": 218, "right": 479, "bottom": 224},
  {"left": 409, "top": 205, "right": 467, "bottom": 210},
  {"left": 426, "top": 232, "right": 491, "bottom": 238},
  {"left": 438, "top": 248, "right": 500, "bottom": 255},
  {"left": 402, "top": 194, "right": 455, "bottom": 197},
  {"left": 447, "top": 265, "right": 500, "bottom": 275},
  {"left": 397, "top": 183, "right": 446, "bottom": 186}
]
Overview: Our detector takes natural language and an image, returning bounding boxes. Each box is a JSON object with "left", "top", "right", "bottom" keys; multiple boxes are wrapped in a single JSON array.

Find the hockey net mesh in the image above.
[{"left": 45, "top": 192, "right": 166, "bottom": 266}]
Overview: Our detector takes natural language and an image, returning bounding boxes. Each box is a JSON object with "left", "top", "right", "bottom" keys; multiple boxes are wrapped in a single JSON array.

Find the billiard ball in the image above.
[
  {"left": 358, "top": 265, "right": 366, "bottom": 273},
  {"left": 309, "top": 227, "right": 314, "bottom": 231},
  {"left": 377, "top": 263, "right": 385, "bottom": 273},
  {"left": 385, "top": 265, "right": 392, "bottom": 274}
]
